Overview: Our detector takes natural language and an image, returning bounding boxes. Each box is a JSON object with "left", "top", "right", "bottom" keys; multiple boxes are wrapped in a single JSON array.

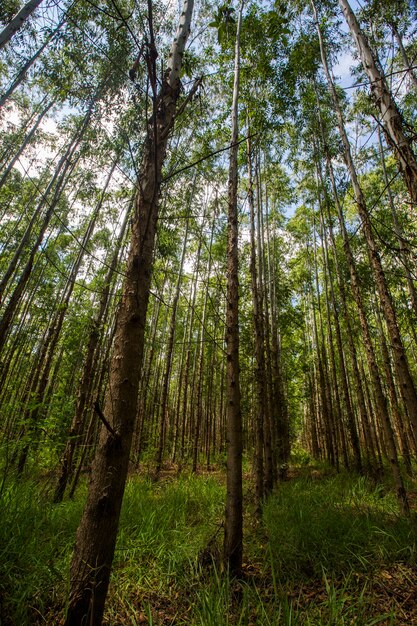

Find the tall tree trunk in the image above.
[
  {"left": 377, "top": 127, "right": 417, "bottom": 319},
  {"left": 390, "top": 21, "right": 417, "bottom": 89},
  {"left": 255, "top": 158, "right": 274, "bottom": 491},
  {"left": 178, "top": 207, "right": 207, "bottom": 462},
  {"left": 0, "top": 0, "right": 44, "bottom": 49},
  {"left": 0, "top": 101, "right": 94, "bottom": 343},
  {"left": 192, "top": 215, "right": 215, "bottom": 472},
  {"left": 156, "top": 216, "right": 190, "bottom": 475},
  {"left": 246, "top": 133, "right": 265, "bottom": 510},
  {"left": 0, "top": 17, "right": 65, "bottom": 108},
  {"left": 315, "top": 157, "right": 362, "bottom": 472},
  {"left": 0, "top": 99, "right": 55, "bottom": 191},
  {"left": 64, "top": 3, "right": 194, "bottom": 623},
  {"left": 17, "top": 161, "right": 117, "bottom": 475},
  {"left": 224, "top": 0, "right": 243, "bottom": 577},
  {"left": 338, "top": 0, "right": 417, "bottom": 206},
  {"left": 375, "top": 306, "right": 414, "bottom": 475}
]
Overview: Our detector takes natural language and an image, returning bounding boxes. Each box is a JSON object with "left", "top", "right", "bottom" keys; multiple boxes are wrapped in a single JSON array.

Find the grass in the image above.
[
  {"left": 0, "top": 466, "right": 416, "bottom": 624},
  {"left": 263, "top": 473, "right": 416, "bottom": 579},
  {"left": 0, "top": 477, "right": 84, "bottom": 624}
]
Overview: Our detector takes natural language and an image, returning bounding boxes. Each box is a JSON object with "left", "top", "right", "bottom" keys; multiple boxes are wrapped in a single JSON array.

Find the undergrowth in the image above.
[{"left": 0, "top": 467, "right": 416, "bottom": 625}]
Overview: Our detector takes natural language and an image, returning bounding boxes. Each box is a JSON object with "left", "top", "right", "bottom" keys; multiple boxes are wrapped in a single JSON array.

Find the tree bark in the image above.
[
  {"left": 246, "top": 133, "right": 265, "bottom": 510},
  {"left": 156, "top": 217, "right": 190, "bottom": 475},
  {"left": 224, "top": 0, "right": 243, "bottom": 578},
  {"left": 390, "top": 21, "right": 417, "bottom": 90}
]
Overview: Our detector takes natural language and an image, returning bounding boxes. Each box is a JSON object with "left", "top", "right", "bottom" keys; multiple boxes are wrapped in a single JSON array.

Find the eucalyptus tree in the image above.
[
  {"left": 65, "top": 2, "right": 196, "bottom": 623},
  {"left": 364, "top": 0, "right": 417, "bottom": 89},
  {"left": 53, "top": 191, "right": 131, "bottom": 503},
  {"left": 0, "top": 0, "right": 44, "bottom": 50},
  {"left": 246, "top": 134, "right": 265, "bottom": 508},
  {"left": 311, "top": 0, "right": 412, "bottom": 508},
  {"left": 223, "top": 0, "right": 244, "bottom": 577},
  {"left": 338, "top": 0, "right": 417, "bottom": 206}
]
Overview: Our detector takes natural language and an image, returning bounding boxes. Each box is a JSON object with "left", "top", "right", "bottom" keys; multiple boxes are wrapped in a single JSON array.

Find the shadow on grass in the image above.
[{"left": 263, "top": 473, "right": 417, "bottom": 581}]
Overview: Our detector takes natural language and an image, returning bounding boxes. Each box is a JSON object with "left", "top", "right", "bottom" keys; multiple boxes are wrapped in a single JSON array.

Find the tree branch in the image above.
[
  {"left": 162, "top": 133, "right": 258, "bottom": 182},
  {"left": 94, "top": 401, "right": 118, "bottom": 438}
]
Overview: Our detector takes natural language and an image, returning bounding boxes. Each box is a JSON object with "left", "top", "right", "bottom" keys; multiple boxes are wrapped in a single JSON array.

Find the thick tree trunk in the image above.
[
  {"left": 224, "top": 1, "right": 243, "bottom": 577},
  {"left": 64, "top": 3, "right": 194, "bottom": 624}
]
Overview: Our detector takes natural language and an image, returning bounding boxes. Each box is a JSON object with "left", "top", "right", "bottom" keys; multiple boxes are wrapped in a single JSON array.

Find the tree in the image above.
[
  {"left": 224, "top": 0, "right": 243, "bottom": 578},
  {"left": 64, "top": 2, "right": 195, "bottom": 623},
  {"left": 0, "top": 0, "right": 44, "bottom": 50}
]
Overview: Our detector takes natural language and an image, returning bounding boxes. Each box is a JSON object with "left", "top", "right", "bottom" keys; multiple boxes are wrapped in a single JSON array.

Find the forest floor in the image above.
[{"left": 1, "top": 460, "right": 417, "bottom": 625}]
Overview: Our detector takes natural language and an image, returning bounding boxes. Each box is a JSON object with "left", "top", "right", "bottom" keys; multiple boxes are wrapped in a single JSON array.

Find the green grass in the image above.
[
  {"left": 263, "top": 473, "right": 416, "bottom": 580},
  {"left": 0, "top": 477, "right": 84, "bottom": 624},
  {"left": 0, "top": 468, "right": 415, "bottom": 624}
]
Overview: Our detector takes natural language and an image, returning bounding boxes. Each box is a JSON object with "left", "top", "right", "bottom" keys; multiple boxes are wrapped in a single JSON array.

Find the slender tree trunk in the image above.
[
  {"left": 0, "top": 18, "right": 64, "bottom": 108},
  {"left": 64, "top": 3, "right": 194, "bottom": 623},
  {"left": 224, "top": 1, "right": 243, "bottom": 577},
  {"left": 0, "top": 99, "right": 55, "bottom": 192},
  {"left": 315, "top": 161, "right": 362, "bottom": 472},
  {"left": 313, "top": 2, "right": 412, "bottom": 512},
  {"left": 0, "top": 102, "right": 94, "bottom": 340},
  {"left": 255, "top": 159, "right": 274, "bottom": 491},
  {"left": 156, "top": 217, "right": 190, "bottom": 475},
  {"left": 375, "top": 307, "right": 414, "bottom": 475},
  {"left": 390, "top": 22, "right": 417, "bottom": 89},
  {"left": 179, "top": 210, "right": 206, "bottom": 461},
  {"left": 0, "top": 0, "right": 44, "bottom": 49},
  {"left": 319, "top": 138, "right": 377, "bottom": 468},
  {"left": 192, "top": 216, "right": 214, "bottom": 472},
  {"left": 17, "top": 162, "right": 117, "bottom": 475},
  {"left": 338, "top": 0, "right": 417, "bottom": 206},
  {"left": 377, "top": 127, "right": 417, "bottom": 319},
  {"left": 316, "top": 217, "right": 349, "bottom": 469},
  {"left": 246, "top": 133, "right": 265, "bottom": 510}
]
